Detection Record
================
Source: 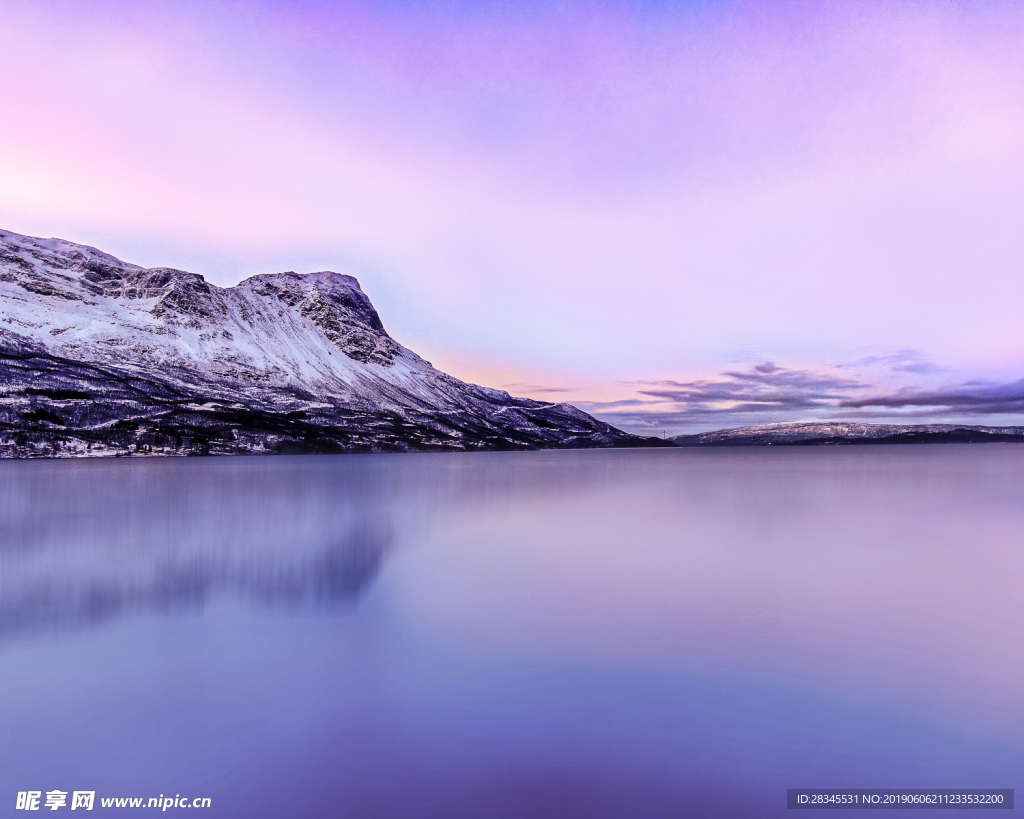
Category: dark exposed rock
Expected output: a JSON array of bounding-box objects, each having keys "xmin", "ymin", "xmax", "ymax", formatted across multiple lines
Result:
[{"xmin": 298, "ymin": 286, "xmax": 400, "ymax": 365}]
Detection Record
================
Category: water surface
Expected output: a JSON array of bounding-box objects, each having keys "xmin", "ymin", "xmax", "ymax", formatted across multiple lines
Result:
[{"xmin": 1, "ymin": 447, "xmax": 1022, "ymax": 817}]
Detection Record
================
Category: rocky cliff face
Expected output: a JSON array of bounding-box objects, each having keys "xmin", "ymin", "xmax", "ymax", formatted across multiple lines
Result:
[{"xmin": 0, "ymin": 229, "xmax": 661, "ymax": 457}]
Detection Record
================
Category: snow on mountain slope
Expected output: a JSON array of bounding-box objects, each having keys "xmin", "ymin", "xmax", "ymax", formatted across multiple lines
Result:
[
  {"xmin": 2, "ymin": 229, "xmax": 481, "ymax": 409},
  {"xmin": 0, "ymin": 229, "xmax": 660, "ymax": 456}
]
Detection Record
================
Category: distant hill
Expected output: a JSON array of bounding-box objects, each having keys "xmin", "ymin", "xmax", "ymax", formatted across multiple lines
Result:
[{"xmin": 671, "ymin": 421, "xmax": 1024, "ymax": 446}]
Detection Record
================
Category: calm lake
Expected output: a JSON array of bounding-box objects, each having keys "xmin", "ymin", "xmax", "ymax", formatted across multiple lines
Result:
[{"xmin": 1, "ymin": 447, "xmax": 1021, "ymax": 817}]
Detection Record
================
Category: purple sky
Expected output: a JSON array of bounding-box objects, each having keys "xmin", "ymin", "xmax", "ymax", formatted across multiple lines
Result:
[{"xmin": 2, "ymin": 0, "xmax": 1024, "ymax": 433}]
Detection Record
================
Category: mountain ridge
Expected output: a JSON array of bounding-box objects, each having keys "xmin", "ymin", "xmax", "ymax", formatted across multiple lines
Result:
[
  {"xmin": 0, "ymin": 228, "xmax": 666, "ymax": 457},
  {"xmin": 671, "ymin": 421, "xmax": 1024, "ymax": 446}
]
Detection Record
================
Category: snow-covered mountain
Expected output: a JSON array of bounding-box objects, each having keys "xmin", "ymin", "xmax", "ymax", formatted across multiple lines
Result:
[
  {"xmin": 0, "ymin": 229, "xmax": 660, "ymax": 456},
  {"xmin": 672, "ymin": 421, "xmax": 1024, "ymax": 446}
]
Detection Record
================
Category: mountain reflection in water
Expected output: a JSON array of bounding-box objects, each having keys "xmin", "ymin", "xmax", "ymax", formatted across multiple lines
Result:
[{"xmin": 0, "ymin": 457, "xmax": 401, "ymax": 635}]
